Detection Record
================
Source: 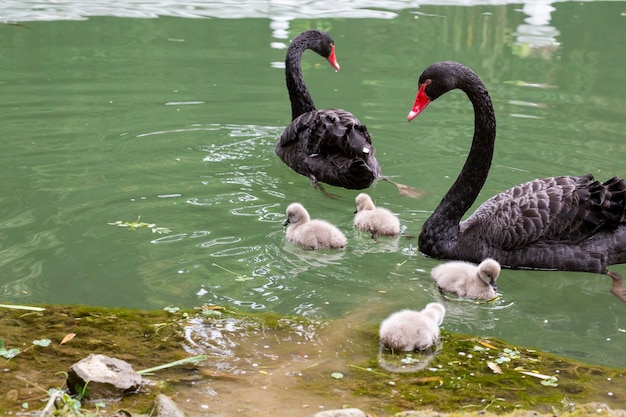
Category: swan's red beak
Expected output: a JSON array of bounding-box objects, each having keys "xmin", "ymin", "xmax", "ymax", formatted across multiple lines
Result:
[
  {"xmin": 407, "ymin": 83, "xmax": 431, "ymax": 121},
  {"xmin": 327, "ymin": 44, "xmax": 340, "ymax": 71}
]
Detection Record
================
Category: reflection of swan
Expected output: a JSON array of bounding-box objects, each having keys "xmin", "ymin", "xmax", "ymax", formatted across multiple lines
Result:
[
  {"xmin": 379, "ymin": 302, "xmax": 445, "ymax": 352},
  {"xmin": 351, "ymin": 233, "xmax": 399, "ymax": 255},
  {"xmin": 281, "ymin": 240, "xmax": 345, "ymax": 269},
  {"xmin": 354, "ymin": 193, "xmax": 401, "ymax": 237},
  {"xmin": 407, "ymin": 61, "xmax": 626, "ymax": 302},
  {"xmin": 431, "ymin": 259, "xmax": 500, "ymax": 300},
  {"xmin": 282, "ymin": 203, "xmax": 346, "ymax": 249}
]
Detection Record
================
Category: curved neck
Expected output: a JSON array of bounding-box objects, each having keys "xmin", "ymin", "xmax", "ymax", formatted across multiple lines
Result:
[
  {"xmin": 423, "ymin": 76, "xmax": 496, "ymax": 242},
  {"xmin": 285, "ymin": 40, "xmax": 316, "ymax": 120}
]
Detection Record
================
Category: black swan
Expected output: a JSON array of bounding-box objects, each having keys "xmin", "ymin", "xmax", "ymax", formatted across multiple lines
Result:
[
  {"xmin": 276, "ymin": 30, "xmax": 420, "ymax": 198},
  {"xmin": 408, "ymin": 61, "xmax": 626, "ymax": 302}
]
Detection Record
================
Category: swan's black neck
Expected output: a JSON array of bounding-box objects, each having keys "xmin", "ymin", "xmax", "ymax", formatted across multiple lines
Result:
[
  {"xmin": 420, "ymin": 68, "xmax": 496, "ymax": 256},
  {"xmin": 285, "ymin": 37, "xmax": 317, "ymax": 120}
]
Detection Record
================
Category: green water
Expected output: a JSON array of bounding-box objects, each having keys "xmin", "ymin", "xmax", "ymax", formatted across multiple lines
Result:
[{"xmin": 1, "ymin": 2, "xmax": 626, "ymax": 368}]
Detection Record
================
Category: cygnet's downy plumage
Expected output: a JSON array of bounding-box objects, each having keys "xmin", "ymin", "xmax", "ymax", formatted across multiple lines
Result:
[
  {"xmin": 379, "ymin": 302, "xmax": 446, "ymax": 352},
  {"xmin": 430, "ymin": 258, "xmax": 501, "ymax": 300},
  {"xmin": 353, "ymin": 193, "xmax": 401, "ymax": 237},
  {"xmin": 283, "ymin": 203, "xmax": 347, "ymax": 250}
]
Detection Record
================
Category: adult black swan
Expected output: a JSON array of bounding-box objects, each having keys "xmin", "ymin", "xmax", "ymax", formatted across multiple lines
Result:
[
  {"xmin": 407, "ymin": 61, "xmax": 626, "ymax": 302},
  {"xmin": 276, "ymin": 30, "xmax": 420, "ymax": 198}
]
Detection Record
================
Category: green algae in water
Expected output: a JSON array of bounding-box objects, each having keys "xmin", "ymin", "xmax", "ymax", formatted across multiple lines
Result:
[{"xmin": 284, "ymin": 326, "xmax": 626, "ymax": 415}]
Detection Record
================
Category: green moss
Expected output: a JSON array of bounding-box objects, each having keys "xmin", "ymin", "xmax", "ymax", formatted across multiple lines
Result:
[
  {"xmin": 0, "ymin": 304, "xmax": 623, "ymax": 416},
  {"xmin": 296, "ymin": 327, "xmax": 625, "ymax": 415}
]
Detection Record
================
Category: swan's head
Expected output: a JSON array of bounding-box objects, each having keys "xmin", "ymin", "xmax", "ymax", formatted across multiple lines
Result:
[
  {"xmin": 407, "ymin": 61, "xmax": 475, "ymax": 121},
  {"xmin": 355, "ymin": 193, "xmax": 376, "ymax": 213},
  {"xmin": 283, "ymin": 203, "xmax": 310, "ymax": 227},
  {"xmin": 299, "ymin": 30, "xmax": 340, "ymax": 71},
  {"xmin": 477, "ymin": 258, "xmax": 501, "ymax": 291}
]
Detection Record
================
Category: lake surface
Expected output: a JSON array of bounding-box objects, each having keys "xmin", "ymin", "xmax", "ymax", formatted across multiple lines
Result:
[{"xmin": 2, "ymin": 1, "xmax": 626, "ymax": 369}]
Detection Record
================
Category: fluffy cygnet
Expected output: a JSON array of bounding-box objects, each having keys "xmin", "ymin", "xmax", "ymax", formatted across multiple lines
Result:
[
  {"xmin": 353, "ymin": 193, "xmax": 401, "ymax": 237},
  {"xmin": 283, "ymin": 203, "xmax": 347, "ymax": 250},
  {"xmin": 430, "ymin": 258, "xmax": 501, "ymax": 300},
  {"xmin": 379, "ymin": 302, "xmax": 446, "ymax": 352}
]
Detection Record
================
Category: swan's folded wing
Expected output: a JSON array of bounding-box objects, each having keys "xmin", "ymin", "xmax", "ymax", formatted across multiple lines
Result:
[
  {"xmin": 277, "ymin": 109, "xmax": 362, "ymax": 149},
  {"xmin": 277, "ymin": 111, "xmax": 319, "ymax": 150},
  {"xmin": 276, "ymin": 109, "xmax": 380, "ymax": 189},
  {"xmin": 460, "ymin": 174, "xmax": 622, "ymax": 250}
]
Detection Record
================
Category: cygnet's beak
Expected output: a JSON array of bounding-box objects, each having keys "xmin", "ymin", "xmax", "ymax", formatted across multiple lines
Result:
[
  {"xmin": 491, "ymin": 282, "xmax": 498, "ymax": 292},
  {"xmin": 282, "ymin": 219, "xmax": 290, "ymax": 226}
]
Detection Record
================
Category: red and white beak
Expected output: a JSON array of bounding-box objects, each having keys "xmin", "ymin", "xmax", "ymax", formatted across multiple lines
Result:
[
  {"xmin": 407, "ymin": 82, "xmax": 431, "ymax": 121},
  {"xmin": 327, "ymin": 44, "xmax": 340, "ymax": 71}
]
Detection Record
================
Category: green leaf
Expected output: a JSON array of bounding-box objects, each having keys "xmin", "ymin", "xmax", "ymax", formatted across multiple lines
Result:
[
  {"xmin": 540, "ymin": 376, "xmax": 559, "ymax": 387},
  {"xmin": 0, "ymin": 347, "xmax": 20, "ymax": 359},
  {"xmin": 33, "ymin": 339, "xmax": 51, "ymax": 347},
  {"xmin": 331, "ymin": 372, "xmax": 344, "ymax": 380},
  {"xmin": 163, "ymin": 305, "xmax": 180, "ymax": 313}
]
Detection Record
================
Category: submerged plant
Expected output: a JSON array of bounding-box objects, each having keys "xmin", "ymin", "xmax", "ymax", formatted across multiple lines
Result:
[
  {"xmin": 108, "ymin": 216, "xmax": 171, "ymax": 234},
  {"xmin": 0, "ymin": 339, "xmax": 20, "ymax": 360}
]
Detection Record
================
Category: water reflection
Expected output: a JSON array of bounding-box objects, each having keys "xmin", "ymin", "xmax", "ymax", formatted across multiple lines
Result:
[
  {"xmin": 182, "ymin": 314, "xmax": 325, "ymax": 371},
  {"xmin": 5, "ymin": 0, "xmax": 572, "ymax": 55},
  {"xmin": 378, "ymin": 342, "xmax": 441, "ymax": 373},
  {"xmin": 514, "ymin": 0, "xmax": 560, "ymax": 50}
]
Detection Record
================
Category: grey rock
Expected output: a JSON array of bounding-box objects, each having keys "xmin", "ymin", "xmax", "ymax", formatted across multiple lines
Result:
[
  {"xmin": 67, "ymin": 354, "xmax": 143, "ymax": 401},
  {"xmin": 153, "ymin": 394, "xmax": 186, "ymax": 417}
]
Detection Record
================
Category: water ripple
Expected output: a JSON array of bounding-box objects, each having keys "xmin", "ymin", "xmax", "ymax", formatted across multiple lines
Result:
[
  {"xmin": 150, "ymin": 230, "xmax": 210, "ymax": 244},
  {"xmin": 197, "ymin": 236, "xmax": 241, "ymax": 248},
  {"xmin": 230, "ymin": 203, "xmax": 282, "ymax": 221},
  {"xmin": 210, "ymin": 245, "xmax": 261, "ymax": 258},
  {"xmin": 0, "ymin": 208, "xmax": 35, "ymax": 229}
]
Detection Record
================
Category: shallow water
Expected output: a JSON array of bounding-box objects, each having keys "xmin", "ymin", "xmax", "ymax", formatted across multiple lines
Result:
[{"xmin": 1, "ymin": 1, "xmax": 626, "ymax": 370}]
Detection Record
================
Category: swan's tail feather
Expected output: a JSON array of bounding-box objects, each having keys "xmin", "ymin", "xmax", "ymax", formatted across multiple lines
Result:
[{"xmin": 583, "ymin": 176, "xmax": 626, "ymax": 229}]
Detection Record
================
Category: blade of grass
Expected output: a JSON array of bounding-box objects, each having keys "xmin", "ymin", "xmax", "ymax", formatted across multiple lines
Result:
[
  {"xmin": 0, "ymin": 304, "xmax": 46, "ymax": 311},
  {"xmin": 138, "ymin": 355, "xmax": 208, "ymax": 375}
]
